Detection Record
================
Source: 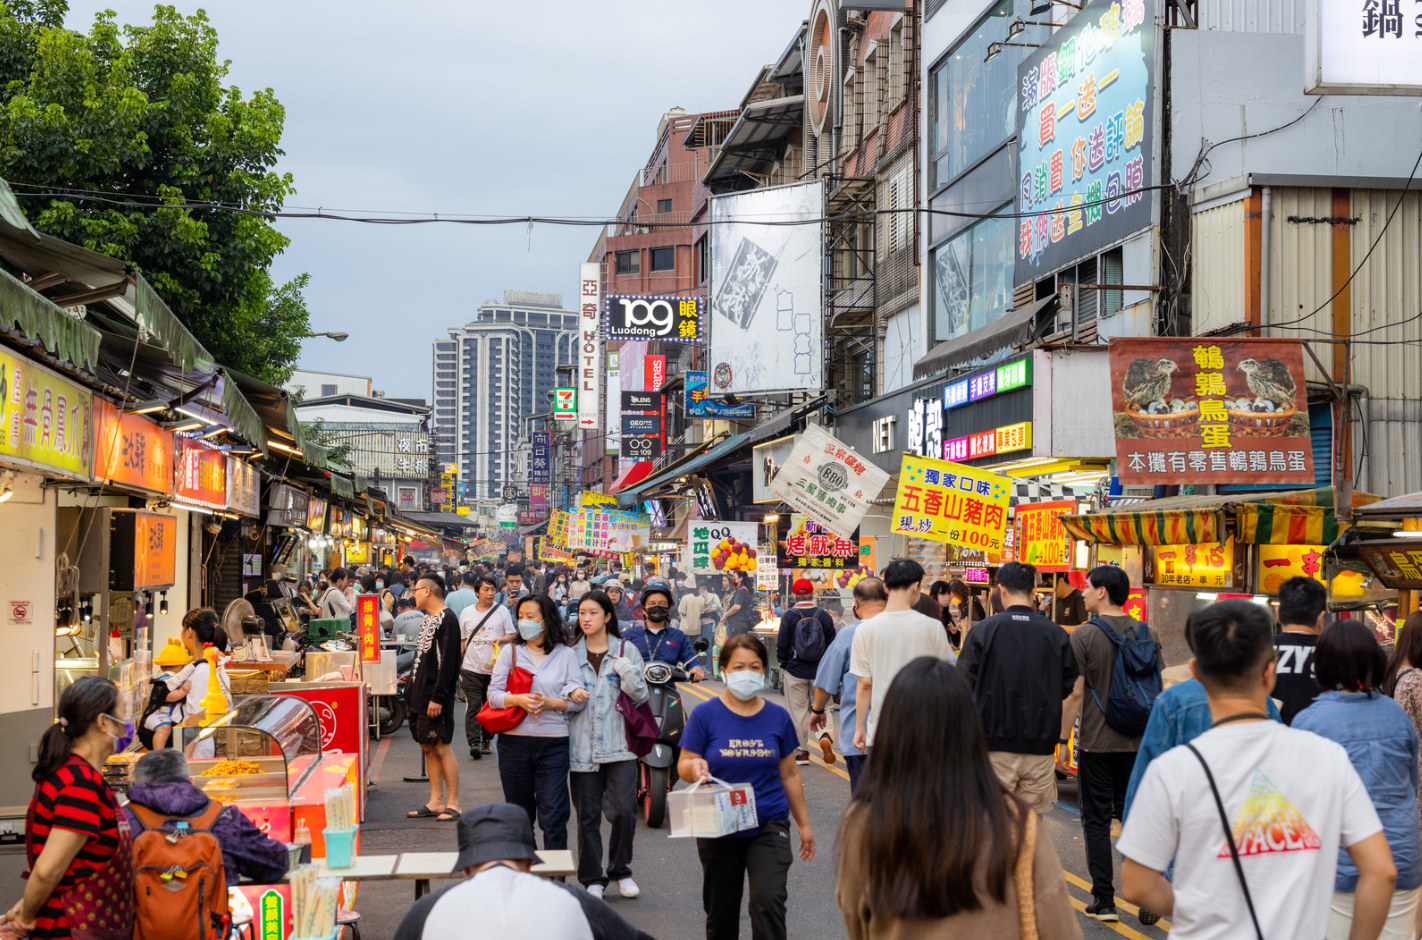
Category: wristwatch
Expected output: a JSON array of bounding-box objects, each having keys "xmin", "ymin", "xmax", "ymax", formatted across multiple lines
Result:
[{"xmin": 810, "ymin": 707, "xmax": 826, "ymax": 715}]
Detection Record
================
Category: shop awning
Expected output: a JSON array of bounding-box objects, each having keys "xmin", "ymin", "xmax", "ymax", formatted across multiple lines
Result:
[
  {"xmin": 912, "ymin": 294, "xmax": 1056, "ymax": 381},
  {"xmin": 1354, "ymin": 492, "xmax": 1422, "ymax": 519},
  {"xmin": 608, "ymin": 461, "xmax": 655, "ymax": 495},
  {"xmin": 1061, "ymin": 486, "xmax": 1379, "ymax": 547},
  {"xmin": 616, "ymin": 429, "xmax": 754, "ymax": 506}
]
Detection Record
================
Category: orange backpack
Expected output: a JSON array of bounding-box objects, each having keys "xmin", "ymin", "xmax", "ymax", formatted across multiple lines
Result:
[{"xmin": 130, "ymin": 800, "xmax": 230, "ymax": 940}]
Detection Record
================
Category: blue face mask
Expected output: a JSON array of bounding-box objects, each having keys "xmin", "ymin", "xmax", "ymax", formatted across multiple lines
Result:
[
  {"xmin": 104, "ymin": 713, "xmax": 135, "ymax": 752},
  {"xmin": 725, "ymin": 671, "xmax": 764, "ymax": 702},
  {"xmin": 517, "ymin": 618, "xmax": 544, "ymax": 642}
]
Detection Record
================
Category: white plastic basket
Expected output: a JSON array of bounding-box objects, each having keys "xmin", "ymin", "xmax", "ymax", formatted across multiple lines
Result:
[{"xmin": 668, "ymin": 775, "xmax": 758, "ymax": 839}]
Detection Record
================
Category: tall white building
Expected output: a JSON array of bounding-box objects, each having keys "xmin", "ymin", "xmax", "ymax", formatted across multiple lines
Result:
[{"xmin": 432, "ymin": 291, "xmax": 579, "ymax": 502}]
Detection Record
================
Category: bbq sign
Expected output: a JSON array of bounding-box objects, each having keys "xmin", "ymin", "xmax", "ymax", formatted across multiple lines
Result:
[{"xmin": 606, "ymin": 295, "xmax": 703, "ymax": 343}]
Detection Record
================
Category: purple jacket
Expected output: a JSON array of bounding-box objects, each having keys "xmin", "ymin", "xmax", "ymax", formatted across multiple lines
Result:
[{"xmin": 125, "ymin": 778, "xmax": 290, "ymax": 888}]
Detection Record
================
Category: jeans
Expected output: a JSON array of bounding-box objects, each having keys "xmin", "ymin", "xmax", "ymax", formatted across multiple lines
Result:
[
  {"xmin": 1078, "ymin": 750, "xmax": 1136, "ymax": 900},
  {"xmin": 569, "ymin": 760, "xmax": 637, "ymax": 887},
  {"xmin": 845, "ymin": 755, "xmax": 866, "ymax": 794},
  {"xmin": 696, "ymin": 818, "xmax": 792, "ymax": 940},
  {"xmin": 460, "ymin": 670, "xmax": 492, "ymax": 751},
  {"xmin": 497, "ymin": 734, "xmax": 572, "ymax": 850}
]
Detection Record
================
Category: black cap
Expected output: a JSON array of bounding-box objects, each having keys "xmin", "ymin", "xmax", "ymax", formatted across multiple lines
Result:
[
  {"xmin": 640, "ymin": 579, "xmax": 674, "ymax": 607},
  {"xmin": 451, "ymin": 803, "xmax": 541, "ymax": 872}
]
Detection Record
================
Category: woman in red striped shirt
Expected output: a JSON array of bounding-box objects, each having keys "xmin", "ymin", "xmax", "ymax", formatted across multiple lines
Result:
[{"xmin": 1, "ymin": 677, "xmax": 134, "ymax": 940}]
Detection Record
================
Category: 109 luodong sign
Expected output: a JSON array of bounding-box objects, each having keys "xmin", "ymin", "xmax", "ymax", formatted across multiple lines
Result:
[
  {"xmin": 1109, "ymin": 337, "xmax": 1314, "ymax": 485},
  {"xmin": 1015, "ymin": 0, "xmax": 1155, "ymax": 282},
  {"xmin": 606, "ymin": 295, "xmax": 703, "ymax": 342}
]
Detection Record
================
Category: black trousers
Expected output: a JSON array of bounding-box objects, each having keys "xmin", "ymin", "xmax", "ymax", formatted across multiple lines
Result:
[
  {"xmin": 696, "ymin": 818, "xmax": 792, "ymax": 940},
  {"xmin": 459, "ymin": 670, "xmax": 491, "ymax": 750},
  {"xmin": 570, "ymin": 760, "xmax": 638, "ymax": 887},
  {"xmin": 1077, "ymin": 750, "xmax": 1136, "ymax": 901}
]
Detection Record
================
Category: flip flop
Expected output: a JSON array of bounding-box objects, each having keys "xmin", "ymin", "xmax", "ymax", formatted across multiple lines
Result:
[
  {"xmin": 437, "ymin": 809, "xmax": 461, "ymax": 822},
  {"xmin": 407, "ymin": 805, "xmax": 441, "ymax": 819}
]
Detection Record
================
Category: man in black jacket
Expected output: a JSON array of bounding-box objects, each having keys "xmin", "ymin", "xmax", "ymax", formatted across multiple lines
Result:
[
  {"xmin": 957, "ymin": 562, "xmax": 1078, "ymax": 815},
  {"xmin": 406, "ymin": 573, "xmax": 464, "ymax": 823}
]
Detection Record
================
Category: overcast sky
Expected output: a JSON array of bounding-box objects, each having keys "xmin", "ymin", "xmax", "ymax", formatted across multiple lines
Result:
[{"xmin": 63, "ymin": 0, "xmax": 809, "ymax": 399}]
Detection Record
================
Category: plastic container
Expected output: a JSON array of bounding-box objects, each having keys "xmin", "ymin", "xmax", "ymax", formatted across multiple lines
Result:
[
  {"xmin": 322, "ymin": 826, "xmax": 357, "ymax": 869},
  {"xmin": 668, "ymin": 777, "xmax": 757, "ymax": 839}
]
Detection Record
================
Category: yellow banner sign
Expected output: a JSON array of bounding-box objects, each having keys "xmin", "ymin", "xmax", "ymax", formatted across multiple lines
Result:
[
  {"xmin": 890, "ymin": 454, "xmax": 1012, "ymax": 551},
  {"xmin": 0, "ymin": 348, "xmax": 93, "ymax": 479},
  {"xmin": 1256, "ymin": 543, "xmax": 1326, "ymax": 591}
]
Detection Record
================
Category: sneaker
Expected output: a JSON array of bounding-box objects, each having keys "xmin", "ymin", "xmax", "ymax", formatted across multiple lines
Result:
[
  {"xmin": 480, "ymin": 742, "xmax": 493, "ymax": 756},
  {"xmin": 469, "ymin": 747, "xmax": 481, "ymax": 760},
  {"xmin": 614, "ymin": 877, "xmax": 639, "ymax": 898},
  {"xmin": 586, "ymin": 884, "xmax": 604, "ymax": 900},
  {"xmin": 794, "ymin": 750, "xmax": 811, "ymax": 765},
  {"xmin": 817, "ymin": 733, "xmax": 836, "ymax": 765},
  {"xmin": 1138, "ymin": 908, "xmax": 1162, "ymax": 926},
  {"xmin": 1084, "ymin": 898, "xmax": 1119, "ymax": 922}
]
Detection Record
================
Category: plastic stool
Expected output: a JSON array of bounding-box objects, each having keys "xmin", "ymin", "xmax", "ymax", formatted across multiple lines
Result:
[{"xmin": 336, "ymin": 910, "xmax": 361, "ymax": 940}]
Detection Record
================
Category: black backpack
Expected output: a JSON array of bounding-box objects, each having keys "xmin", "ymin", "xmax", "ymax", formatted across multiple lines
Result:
[
  {"xmin": 1087, "ymin": 616, "xmax": 1163, "ymax": 737},
  {"xmin": 791, "ymin": 608, "xmax": 829, "ymax": 662},
  {"xmin": 135, "ymin": 678, "xmax": 174, "ymax": 750}
]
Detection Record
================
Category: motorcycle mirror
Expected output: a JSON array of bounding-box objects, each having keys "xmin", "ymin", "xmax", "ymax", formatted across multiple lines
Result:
[{"xmin": 692, "ymin": 637, "xmax": 710, "ymax": 652}]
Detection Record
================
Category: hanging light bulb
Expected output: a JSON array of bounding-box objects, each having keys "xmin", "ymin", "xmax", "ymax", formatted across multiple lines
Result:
[{"xmin": 159, "ymin": 592, "xmax": 169, "ymax": 616}]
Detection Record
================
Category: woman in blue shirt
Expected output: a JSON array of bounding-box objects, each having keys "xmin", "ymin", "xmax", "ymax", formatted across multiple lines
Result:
[
  {"xmin": 1294, "ymin": 618, "xmax": 1421, "ymax": 940},
  {"xmin": 568, "ymin": 591, "xmax": 648, "ymax": 900},
  {"xmin": 488, "ymin": 594, "xmax": 587, "ymax": 851},
  {"xmin": 679, "ymin": 634, "xmax": 814, "ymax": 940}
]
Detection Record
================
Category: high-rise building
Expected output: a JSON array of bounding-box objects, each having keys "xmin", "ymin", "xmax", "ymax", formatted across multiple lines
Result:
[{"xmin": 432, "ymin": 291, "xmax": 579, "ymax": 502}]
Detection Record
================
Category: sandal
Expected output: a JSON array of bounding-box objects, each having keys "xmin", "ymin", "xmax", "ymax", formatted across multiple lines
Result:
[
  {"xmin": 437, "ymin": 809, "xmax": 461, "ymax": 822},
  {"xmin": 406, "ymin": 805, "xmax": 441, "ymax": 819}
]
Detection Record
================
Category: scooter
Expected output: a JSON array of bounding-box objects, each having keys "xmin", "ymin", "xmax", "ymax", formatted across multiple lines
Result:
[
  {"xmin": 637, "ymin": 638, "xmax": 710, "ymax": 829},
  {"xmin": 369, "ymin": 639, "xmax": 414, "ymax": 736}
]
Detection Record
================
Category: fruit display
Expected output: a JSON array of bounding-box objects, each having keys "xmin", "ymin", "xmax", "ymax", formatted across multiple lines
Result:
[
  {"xmin": 201, "ymin": 759, "xmax": 262, "ymax": 777},
  {"xmin": 836, "ymin": 565, "xmax": 875, "ymax": 589},
  {"xmin": 710, "ymin": 537, "xmax": 757, "ymax": 572}
]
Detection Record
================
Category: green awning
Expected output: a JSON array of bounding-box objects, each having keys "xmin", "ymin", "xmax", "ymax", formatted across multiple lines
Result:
[
  {"xmin": 0, "ymin": 265, "xmax": 101, "ymax": 370},
  {"xmin": 329, "ymin": 473, "xmax": 355, "ymax": 499}
]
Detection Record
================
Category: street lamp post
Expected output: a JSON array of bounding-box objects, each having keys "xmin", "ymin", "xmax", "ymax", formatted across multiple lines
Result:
[{"xmin": 298, "ymin": 331, "xmax": 349, "ymax": 342}]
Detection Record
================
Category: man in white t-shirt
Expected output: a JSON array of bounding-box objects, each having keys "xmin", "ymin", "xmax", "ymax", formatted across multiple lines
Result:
[
  {"xmin": 850, "ymin": 558, "xmax": 956, "ymax": 751},
  {"xmin": 1118, "ymin": 600, "xmax": 1396, "ymax": 940},
  {"xmin": 458, "ymin": 575, "xmax": 516, "ymax": 760}
]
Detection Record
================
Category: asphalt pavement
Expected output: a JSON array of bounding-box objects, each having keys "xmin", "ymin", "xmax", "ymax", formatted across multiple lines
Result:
[{"xmin": 351, "ymin": 680, "xmax": 1174, "ymax": 940}]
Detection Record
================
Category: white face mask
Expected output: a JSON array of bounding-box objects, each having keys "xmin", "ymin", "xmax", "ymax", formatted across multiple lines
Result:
[{"xmin": 726, "ymin": 671, "xmax": 764, "ymax": 702}]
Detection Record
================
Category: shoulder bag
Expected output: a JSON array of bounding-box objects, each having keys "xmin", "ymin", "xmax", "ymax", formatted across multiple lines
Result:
[
  {"xmin": 1013, "ymin": 806, "xmax": 1039, "ymax": 940},
  {"xmin": 1186, "ymin": 742, "xmax": 1265, "ymax": 940},
  {"xmin": 476, "ymin": 646, "xmax": 535, "ymax": 735},
  {"xmin": 615, "ymin": 640, "xmax": 660, "ymax": 757}
]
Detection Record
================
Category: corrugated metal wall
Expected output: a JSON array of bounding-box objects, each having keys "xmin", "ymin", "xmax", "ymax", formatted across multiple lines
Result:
[
  {"xmin": 1356, "ymin": 397, "xmax": 1422, "ymax": 499},
  {"xmin": 1190, "ymin": 196, "xmax": 1246, "ymax": 334},
  {"xmin": 1268, "ymin": 188, "xmax": 1335, "ymax": 385},
  {"xmin": 1348, "ymin": 190, "xmax": 1422, "ymax": 401},
  {"xmin": 1194, "ymin": 0, "xmax": 1305, "ymax": 33}
]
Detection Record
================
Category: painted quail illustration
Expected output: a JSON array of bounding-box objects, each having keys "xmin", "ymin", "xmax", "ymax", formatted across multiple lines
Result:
[
  {"xmin": 1122, "ymin": 357, "xmax": 1179, "ymax": 411},
  {"xmin": 1237, "ymin": 358, "xmax": 1296, "ymax": 410}
]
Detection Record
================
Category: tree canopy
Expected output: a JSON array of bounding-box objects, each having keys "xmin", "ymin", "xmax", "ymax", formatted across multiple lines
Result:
[{"xmin": 0, "ymin": 1, "xmax": 310, "ymax": 383}]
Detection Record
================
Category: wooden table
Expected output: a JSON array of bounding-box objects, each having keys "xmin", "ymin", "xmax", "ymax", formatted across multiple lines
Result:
[{"xmin": 305, "ymin": 849, "xmax": 576, "ymax": 899}]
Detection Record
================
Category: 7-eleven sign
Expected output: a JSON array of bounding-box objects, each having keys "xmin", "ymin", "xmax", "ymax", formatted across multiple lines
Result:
[{"xmin": 553, "ymin": 388, "xmax": 577, "ymax": 419}]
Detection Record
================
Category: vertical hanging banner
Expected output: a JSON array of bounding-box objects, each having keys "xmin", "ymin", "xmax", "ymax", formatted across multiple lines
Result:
[
  {"xmin": 530, "ymin": 431, "xmax": 550, "ymax": 510},
  {"xmin": 356, "ymin": 595, "xmax": 380, "ymax": 664},
  {"xmin": 644, "ymin": 356, "xmax": 666, "ymax": 392},
  {"xmin": 1015, "ymin": 500, "xmax": 1076, "ymax": 572},
  {"xmin": 578, "ymin": 263, "xmax": 602, "ymax": 430}
]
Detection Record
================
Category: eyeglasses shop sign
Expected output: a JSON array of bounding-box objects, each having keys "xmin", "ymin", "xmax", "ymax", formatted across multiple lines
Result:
[{"xmin": 606, "ymin": 295, "xmax": 703, "ymax": 342}]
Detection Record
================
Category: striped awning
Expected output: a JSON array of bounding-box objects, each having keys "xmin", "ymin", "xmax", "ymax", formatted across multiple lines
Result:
[
  {"xmin": 1061, "ymin": 487, "xmax": 1378, "ymax": 547},
  {"xmin": 1009, "ymin": 480, "xmax": 1081, "ymax": 508}
]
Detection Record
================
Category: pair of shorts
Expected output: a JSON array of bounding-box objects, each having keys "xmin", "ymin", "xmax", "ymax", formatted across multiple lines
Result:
[
  {"xmin": 411, "ymin": 706, "xmax": 455, "ymax": 746},
  {"xmin": 144, "ymin": 705, "xmax": 177, "ymax": 732}
]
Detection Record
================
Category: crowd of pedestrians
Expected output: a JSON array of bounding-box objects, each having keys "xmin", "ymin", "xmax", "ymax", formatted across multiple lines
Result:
[{"xmin": 13, "ymin": 548, "xmax": 1422, "ymax": 940}]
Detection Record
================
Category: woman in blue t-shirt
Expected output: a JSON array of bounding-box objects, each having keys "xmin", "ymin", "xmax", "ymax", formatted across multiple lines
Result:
[{"xmin": 679, "ymin": 634, "xmax": 815, "ymax": 940}]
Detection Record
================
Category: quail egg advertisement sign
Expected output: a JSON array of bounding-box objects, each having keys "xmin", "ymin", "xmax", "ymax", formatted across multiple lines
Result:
[
  {"xmin": 1015, "ymin": 0, "xmax": 1155, "ymax": 281},
  {"xmin": 687, "ymin": 521, "xmax": 760, "ymax": 576},
  {"xmin": 765, "ymin": 424, "xmax": 890, "ymax": 541},
  {"xmin": 1109, "ymin": 338, "xmax": 1313, "ymax": 485}
]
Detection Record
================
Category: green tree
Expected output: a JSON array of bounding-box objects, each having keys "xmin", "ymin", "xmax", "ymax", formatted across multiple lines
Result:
[{"xmin": 0, "ymin": 2, "xmax": 310, "ymax": 383}]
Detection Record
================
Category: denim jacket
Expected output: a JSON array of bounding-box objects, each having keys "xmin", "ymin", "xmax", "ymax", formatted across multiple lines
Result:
[
  {"xmin": 568, "ymin": 638, "xmax": 650, "ymax": 773},
  {"xmin": 1123, "ymin": 679, "xmax": 1282, "ymax": 823},
  {"xmin": 1294, "ymin": 690, "xmax": 1422, "ymax": 892}
]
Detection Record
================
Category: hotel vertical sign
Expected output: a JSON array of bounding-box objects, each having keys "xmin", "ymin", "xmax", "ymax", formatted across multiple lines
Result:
[{"xmin": 578, "ymin": 263, "xmax": 602, "ymax": 430}]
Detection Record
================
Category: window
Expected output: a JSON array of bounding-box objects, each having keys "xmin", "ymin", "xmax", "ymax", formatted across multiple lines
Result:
[
  {"xmin": 695, "ymin": 235, "xmax": 710, "ymax": 284},
  {"xmin": 616, "ymin": 250, "xmax": 639, "ymax": 274},
  {"xmin": 888, "ymin": 19, "xmax": 907, "ymax": 105},
  {"xmin": 320, "ymin": 384, "xmax": 337, "ymax": 396},
  {"xmin": 931, "ymin": 205, "xmax": 1015, "ymax": 342},
  {"xmin": 863, "ymin": 46, "xmax": 880, "ymax": 132},
  {"xmin": 656, "ymin": 198, "xmax": 672, "ymax": 214},
  {"xmin": 843, "ymin": 69, "xmax": 858, "ymax": 152},
  {"xmin": 929, "ymin": 0, "xmax": 1031, "ymax": 189},
  {"xmin": 1057, "ymin": 246, "xmax": 1124, "ymax": 326},
  {"xmin": 650, "ymin": 247, "xmax": 675, "ymax": 272}
]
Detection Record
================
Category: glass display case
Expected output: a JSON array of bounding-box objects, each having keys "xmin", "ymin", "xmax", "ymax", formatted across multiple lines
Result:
[{"xmin": 176, "ymin": 695, "xmax": 323, "ymax": 803}]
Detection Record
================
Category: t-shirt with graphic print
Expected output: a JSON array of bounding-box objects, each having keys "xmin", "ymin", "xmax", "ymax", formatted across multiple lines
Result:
[
  {"xmin": 1117, "ymin": 719, "xmax": 1381, "ymax": 940},
  {"xmin": 680, "ymin": 697, "xmax": 799, "ymax": 838},
  {"xmin": 1272, "ymin": 631, "xmax": 1319, "ymax": 725}
]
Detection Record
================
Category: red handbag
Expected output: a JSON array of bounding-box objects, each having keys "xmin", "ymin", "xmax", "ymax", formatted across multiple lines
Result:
[{"xmin": 477, "ymin": 647, "xmax": 534, "ymax": 734}]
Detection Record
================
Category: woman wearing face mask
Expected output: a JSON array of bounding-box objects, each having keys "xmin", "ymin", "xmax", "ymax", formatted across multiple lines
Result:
[
  {"xmin": 679, "ymin": 634, "xmax": 814, "ymax": 940},
  {"xmin": 568, "ymin": 591, "xmax": 649, "ymax": 899},
  {"xmin": 487, "ymin": 594, "xmax": 587, "ymax": 850},
  {"xmin": 2, "ymin": 677, "xmax": 135, "ymax": 940},
  {"xmin": 569, "ymin": 568, "xmax": 591, "ymax": 601},
  {"xmin": 550, "ymin": 571, "xmax": 571, "ymax": 605}
]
